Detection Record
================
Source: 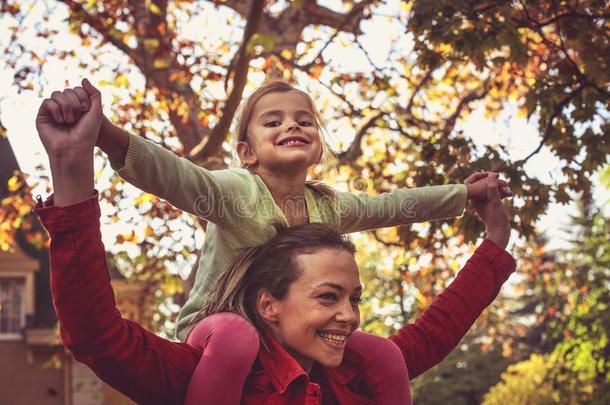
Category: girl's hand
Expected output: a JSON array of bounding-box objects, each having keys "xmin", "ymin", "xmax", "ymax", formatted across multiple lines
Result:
[
  {"xmin": 468, "ymin": 173, "xmax": 511, "ymax": 249},
  {"xmin": 35, "ymin": 79, "xmax": 102, "ymax": 162},
  {"xmin": 465, "ymin": 172, "xmax": 513, "ymax": 200}
]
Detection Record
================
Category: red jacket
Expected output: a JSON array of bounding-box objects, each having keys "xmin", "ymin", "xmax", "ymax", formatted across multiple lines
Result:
[{"xmin": 36, "ymin": 194, "xmax": 515, "ymax": 405}]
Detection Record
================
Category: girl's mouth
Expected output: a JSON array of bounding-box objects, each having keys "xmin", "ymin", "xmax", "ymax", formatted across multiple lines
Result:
[{"xmin": 276, "ymin": 136, "xmax": 310, "ymax": 146}]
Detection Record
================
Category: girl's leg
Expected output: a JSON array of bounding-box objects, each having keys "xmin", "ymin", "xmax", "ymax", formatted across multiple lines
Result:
[
  {"xmin": 347, "ymin": 330, "xmax": 412, "ymax": 405},
  {"xmin": 185, "ymin": 313, "xmax": 260, "ymax": 405}
]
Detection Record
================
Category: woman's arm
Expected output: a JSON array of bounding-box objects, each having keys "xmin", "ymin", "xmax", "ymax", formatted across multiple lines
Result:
[
  {"xmin": 388, "ymin": 174, "xmax": 514, "ymax": 378},
  {"xmin": 36, "ymin": 83, "xmax": 201, "ymax": 404},
  {"xmin": 388, "ymin": 239, "xmax": 515, "ymax": 379},
  {"xmin": 36, "ymin": 194, "xmax": 200, "ymax": 405}
]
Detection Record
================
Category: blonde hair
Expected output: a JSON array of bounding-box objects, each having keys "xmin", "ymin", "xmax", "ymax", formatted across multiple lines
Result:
[{"xmin": 234, "ymin": 80, "xmax": 337, "ymax": 198}]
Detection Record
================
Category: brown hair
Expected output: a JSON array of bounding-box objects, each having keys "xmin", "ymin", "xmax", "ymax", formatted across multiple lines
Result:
[
  {"xmin": 234, "ymin": 80, "xmax": 337, "ymax": 195},
  {"xmin": 195, "ymin": 223, "xmax": 356, "ymax": 332}
]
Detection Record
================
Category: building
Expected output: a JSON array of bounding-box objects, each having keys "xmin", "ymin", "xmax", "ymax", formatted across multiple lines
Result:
[{"xmin": 0, "ymin": 135, "xmax": 135, "ymax": 404}]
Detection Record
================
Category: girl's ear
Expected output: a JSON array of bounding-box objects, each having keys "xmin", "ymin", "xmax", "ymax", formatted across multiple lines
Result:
[
  {"xmin": 237, "ymin": 141, "xmax": 258, "ymax": 167},
  {"xmin": 257, "ymin": 290, "xmax": 279, "ymax": 323}
]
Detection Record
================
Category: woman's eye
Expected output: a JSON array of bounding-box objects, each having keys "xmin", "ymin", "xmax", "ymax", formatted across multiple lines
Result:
[
  {"xmin": 350, "ymin": 296, "xmax": 362, "ymax": 305},
  {"xmin": 264, "ymin": 121, "xmax": 281, "ymax": 127},
  {"xmin": 318, "ymin": 293, "xmax": 337, "ymax": 302}
]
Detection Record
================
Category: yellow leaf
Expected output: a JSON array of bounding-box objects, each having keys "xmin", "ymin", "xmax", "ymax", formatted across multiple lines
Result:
[
  {"xmin": 7, "ymin": 175, "xmax": 22, "ymax": 192},
  {"xmin": 149, "ymin": 3, "xmax": 162, "ymax": 15},
  {"xmin": 153, "ymin": 58, "xmax": 172, "ymax": 69},
  {"xmin": 143, "ymin": 38, "xmax": 160, "ymax": 52},
  {"xmin": 135, "ymin": 193, "xmax": 156, "ymax": 206}
]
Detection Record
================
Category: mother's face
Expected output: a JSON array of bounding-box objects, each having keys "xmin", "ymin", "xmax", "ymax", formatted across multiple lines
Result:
[{"xmin": 258, "ymin": 247, "xmax": 362, "ymax": 372}]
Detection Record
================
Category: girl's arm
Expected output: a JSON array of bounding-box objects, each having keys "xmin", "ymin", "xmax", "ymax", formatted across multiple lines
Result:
[
  {"xmin": 332, "ymin": 173, "xmax": 512, "ymax": 234},
  {"xmin": 98, "ymin": 118, "xmax": 250, "ymax": 227},
  {"xmin": 97, "ymin": 120, "xmax": 253, "ymax": 226},
  {"xmin": 36, "ymin": 194, "xmax": 201, "ymax": 405},
  {"xmin": 335, "ymin": 184, "xmax": 467, "ymax": 234}
]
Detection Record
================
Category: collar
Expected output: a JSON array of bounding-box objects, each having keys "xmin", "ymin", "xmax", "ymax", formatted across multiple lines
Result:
[
  {"xmin": 324, "ymin": 344, "xmax": 372, "ymax": 385},
  {"xmin": 257, "ymin": 332, "xmax": 373, "ymax": 394},
  {"xmin": 257, "ymin": 332, "xmax": 309, "ymax": 394},
  {"xmin": 303, "ymin": 186, "xmax": 322, "ymax": 223}
]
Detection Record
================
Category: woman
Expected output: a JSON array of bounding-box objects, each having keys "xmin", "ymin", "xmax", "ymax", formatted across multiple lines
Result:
[{"xmin": 35, "ymin": 82, "xmax": 515, "ymax": 404}]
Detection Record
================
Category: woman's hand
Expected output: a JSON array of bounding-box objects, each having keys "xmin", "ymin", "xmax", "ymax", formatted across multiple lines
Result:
[
  {"xmin": 35, "ymin": 79, "xmax": 101, "ymax": 206},
  {"xmin": 467, "ymin": 173, "xmax": 511, "ymax": 249},
  {"xmin": 36, "ymin": 78, "xmax": 102, "ymax": 161}
]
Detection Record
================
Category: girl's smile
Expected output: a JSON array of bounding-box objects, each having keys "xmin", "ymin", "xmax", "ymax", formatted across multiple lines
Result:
[{"xmin": 238, "ymin": 91, "xmax": 322, "ymax": 173}]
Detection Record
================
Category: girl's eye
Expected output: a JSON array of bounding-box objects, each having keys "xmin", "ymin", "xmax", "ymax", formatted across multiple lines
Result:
[
  {"xmin": 298, "ymin": 121, "xmax": 313, "ymax": 127},
  {"xmin": 264, "ymin": 121, "xmax": 281, "ymax": 127}
]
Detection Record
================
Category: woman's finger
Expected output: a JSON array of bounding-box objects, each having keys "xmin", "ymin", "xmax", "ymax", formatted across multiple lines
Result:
[
  {"xmin": 50, "ymin": 91, "xmax": 75, "ymax": 124},
  {"xmin": 64, "ymin": 89, "xmax": 83, "ymax": 121},
  {"xmin": 39, "ymin": 98, "xmax": 64, "ymax": 124},
  {"xmin": 72, "ymin": 86, "xmax": 90, "ymax": 111}
]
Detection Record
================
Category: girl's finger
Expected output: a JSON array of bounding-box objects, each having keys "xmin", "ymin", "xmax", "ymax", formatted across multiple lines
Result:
[
  {"xmin": 50, "ymin": 91, "xmax": 74, "ymax": 123},
  {"xmin": 72, "ymin": 86, "xmax": 90, "ymax": 111},
  {"xmin": 464, "ymin": 171, "xmax": 489, "ymax": 185},
  {"xmin": 486, "ymin": 173, "xmax": 501, "ymax": 201}
]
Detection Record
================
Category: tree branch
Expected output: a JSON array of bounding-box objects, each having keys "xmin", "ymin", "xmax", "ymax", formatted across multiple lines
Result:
[
  {"xmin": 59, "ymin": 0, "xmax": 139, "ymax": 63},
  {"xmin": 516, "ymin": 82, "xmax": 588, "ymax": 165},
  {"xmin": 338, "ymin": 110, "xmax": 384, "ymax": 165},
  {"xmin": 189, "ymin": 0, "xmax": 266, "ymax": 163}
]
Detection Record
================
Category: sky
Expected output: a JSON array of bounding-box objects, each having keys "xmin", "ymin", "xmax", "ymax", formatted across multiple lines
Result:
[{"xmin": 1, "ymin": 0, "xmax": 607, "ymax": 254}]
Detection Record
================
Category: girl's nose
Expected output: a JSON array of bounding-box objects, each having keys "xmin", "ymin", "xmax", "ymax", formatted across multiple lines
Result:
[{"xmin": 285, "ymin": 120, "xmax": 299, "ymax": 131}]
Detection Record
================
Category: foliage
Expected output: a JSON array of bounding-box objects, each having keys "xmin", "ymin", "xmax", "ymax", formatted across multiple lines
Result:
[
  {"xmin": 484, "ymin": 201, "xmax": 610, "ymax": 404},
  {"xmin": 411, "ymin": 332, "xmax": 510, "ymax": 404}
]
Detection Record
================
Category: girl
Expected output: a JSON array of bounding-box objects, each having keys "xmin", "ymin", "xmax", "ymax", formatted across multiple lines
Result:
[{"xmin": 43, "ymin": 79, "xmax": 511, "ymax": 404}]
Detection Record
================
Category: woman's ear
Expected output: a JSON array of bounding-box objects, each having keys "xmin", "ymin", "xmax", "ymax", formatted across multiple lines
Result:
[
  {"xmin": 257, "ymin": 290, "xmax": 279, "ymax": 323},
  {"xmin": 237, "ymin": 141, "xmax": 258, "ymax": 167}
]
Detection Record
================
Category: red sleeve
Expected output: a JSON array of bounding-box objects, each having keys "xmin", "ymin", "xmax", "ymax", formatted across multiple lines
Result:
[
  {"xmin": 36, "ymin": 193, "xmax": 201, "ymax": 405},
  {"xmin": 388, "ymin": 240, "xmax": 516, "ymax": 379}
]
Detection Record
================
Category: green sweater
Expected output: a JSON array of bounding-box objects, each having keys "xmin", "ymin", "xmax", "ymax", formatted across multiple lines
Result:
[{"xmin": 111, "ymin": 134, "xmax": 468, "ymax": 341}]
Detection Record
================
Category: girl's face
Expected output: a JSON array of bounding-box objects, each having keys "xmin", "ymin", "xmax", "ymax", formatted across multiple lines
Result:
[
  {"xmin": 239, "ymin": 91, "xmax": 322, "ymax": 174},
  {"xmin": 259, "ymin": 247, "xmax": 362, "ymax": 372}
]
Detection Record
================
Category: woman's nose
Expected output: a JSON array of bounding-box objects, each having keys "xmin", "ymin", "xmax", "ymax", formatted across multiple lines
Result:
[{"xmin": 336, "ymin": 300, "xmax": 359, "ymax": 325}]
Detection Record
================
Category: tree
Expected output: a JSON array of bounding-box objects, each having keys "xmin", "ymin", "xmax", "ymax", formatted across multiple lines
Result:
[
  {"xmin": 484, "ymin": 192, "xmax": 610, "ymax": 404},
  {"xmin": 1, "ymin": 0, "xmax": 608, "ymax": 333}
]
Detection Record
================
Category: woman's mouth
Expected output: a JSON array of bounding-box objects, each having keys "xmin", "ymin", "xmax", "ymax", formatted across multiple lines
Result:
[{"xmin": 318, "ymin": 331, "xmax": 348, "ymax": 348}]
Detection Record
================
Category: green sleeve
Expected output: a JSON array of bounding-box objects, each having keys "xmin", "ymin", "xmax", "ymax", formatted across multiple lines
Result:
[
  {"xmin": 335, "ymin": 184, "xmax": 467, "ymax": 234},
  {"xmin": 109, "ymin": 133, "xmax": 250, "ymax": 227}
]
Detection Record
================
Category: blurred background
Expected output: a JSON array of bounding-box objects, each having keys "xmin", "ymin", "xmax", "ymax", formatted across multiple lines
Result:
[{"xmin": 0, "ymin": 0, "xmax": 608, "ymax": 404}]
